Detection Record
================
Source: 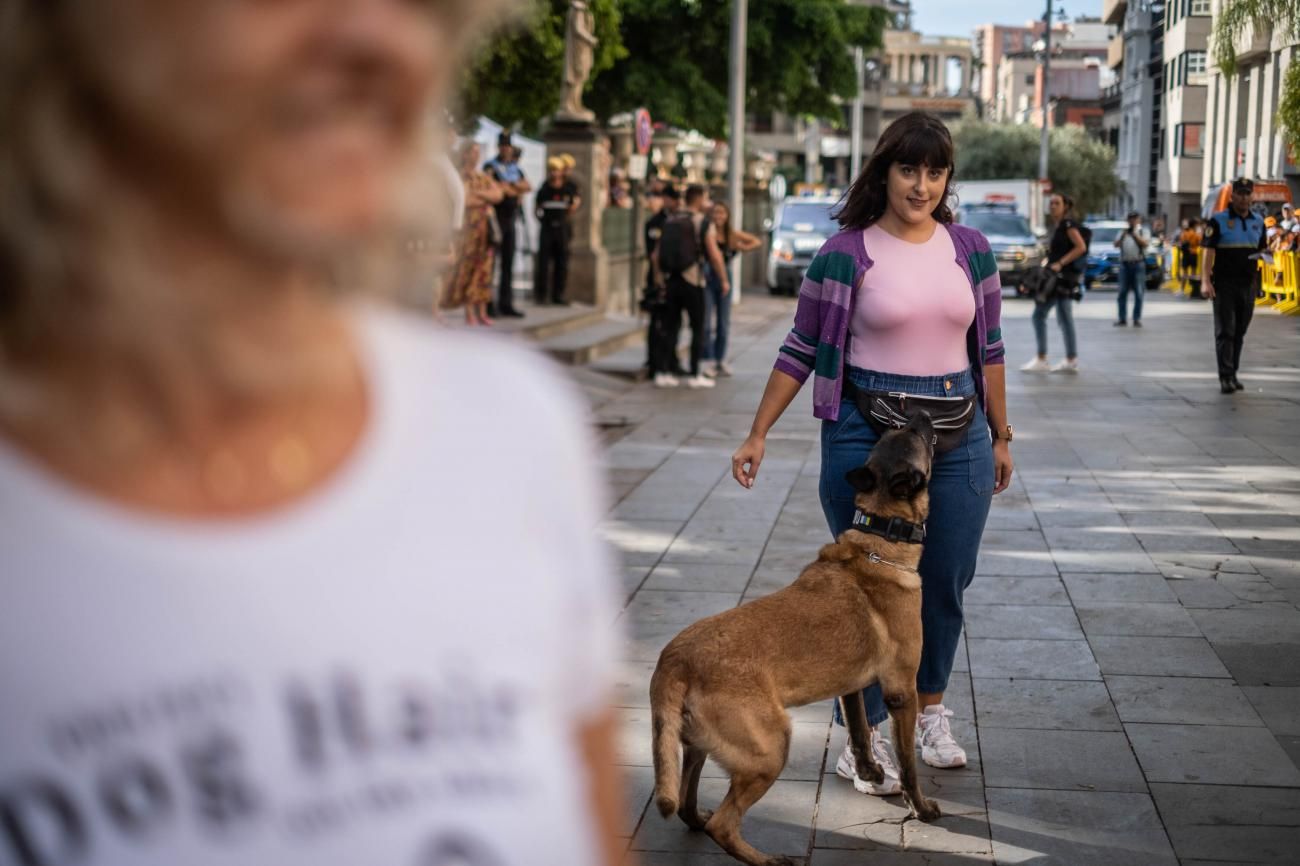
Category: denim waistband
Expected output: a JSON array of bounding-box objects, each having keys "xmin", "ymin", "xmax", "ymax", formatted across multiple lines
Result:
[{"xmin": 844, "ymin": 366, "xmax": 975, "ymax": 398}]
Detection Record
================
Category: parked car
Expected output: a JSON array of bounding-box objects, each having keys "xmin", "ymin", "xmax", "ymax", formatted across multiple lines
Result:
[
  {"xmin": 954, "ymin": 202, "xmax": 1045, "ymax": 296},
  {"xmin": 767, "ymin": 197, "xmax": 841, "ymax": 295},
  {"xmin": 1083, "ymin": 220, "xmax": 1164, "ymax": 291}
]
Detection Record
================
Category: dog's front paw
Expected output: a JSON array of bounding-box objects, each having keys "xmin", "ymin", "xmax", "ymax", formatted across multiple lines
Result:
[
  {"xmin": 911, "ymin": 797, "xmax": 942, "ymax": 822},
  {"xmin": 854, "ymin": 753, "xmax": 884, "ymax": 784}
]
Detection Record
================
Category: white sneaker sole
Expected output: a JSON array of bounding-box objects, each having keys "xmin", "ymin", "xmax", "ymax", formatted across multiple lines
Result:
[{"xmin": 920, "ymin": 747, "xmax": 967, "ymax": 769}]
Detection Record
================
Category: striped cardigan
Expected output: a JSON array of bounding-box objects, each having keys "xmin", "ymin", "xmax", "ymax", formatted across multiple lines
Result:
[{"xmin": 773, "ymin": 222, "xmax": 1005, "ymax": 421}]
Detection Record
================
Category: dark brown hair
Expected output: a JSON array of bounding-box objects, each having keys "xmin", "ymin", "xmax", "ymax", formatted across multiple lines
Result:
[
  {"xmin": 836, "ymin": 112, "xmax": 955, "ymax": 230},
  {"xmin": 1051, "ymin": 192, "xmax": 1075, "ymax": 215},
  {"xmin": 711, "ymin": 201, "xmax": 733, "ymax": 251}
]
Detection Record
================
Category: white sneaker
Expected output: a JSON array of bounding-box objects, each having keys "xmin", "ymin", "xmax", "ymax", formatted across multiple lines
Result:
[
  {"xmin": 1019, "ymin": 356, "xmax": 1051, "ymax": 372},
  {"xmin": 835, "ymin": 729, "xmax": 902, "ymax": 796},
  {"xmin": 916, "ymin": 705, "xmax": 967, "ymax": 769},
  {"xmin": 717, "ymin": 361, "xmax": 734, "ymax": 377},
  {"xmin": 685, "ymin": 374, "xmax": 715, "ymax": 389},
  {"xmin": 1050, "ymin": 358, "xmax": 1079, "ymax": 373},
  {"xmin": 700, "ymin": 361, "xmax": 718, "ymax": 379},
  {"xmin": 652, "ymin": 373, "xmax": 679, "ymax": 388}
]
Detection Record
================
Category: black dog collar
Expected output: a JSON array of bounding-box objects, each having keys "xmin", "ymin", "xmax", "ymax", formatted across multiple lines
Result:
[{"xmin": 851, "ymin": 510, "xmax": 926, "ymax": 544}]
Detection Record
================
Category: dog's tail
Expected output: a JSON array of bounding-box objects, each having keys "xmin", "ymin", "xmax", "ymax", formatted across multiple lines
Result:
[{"xmin": 649, "ymin": 663, "xmax": 687, "ymax": 818}]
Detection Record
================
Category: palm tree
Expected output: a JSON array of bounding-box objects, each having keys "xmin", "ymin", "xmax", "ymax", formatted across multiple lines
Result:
[{"xmin": 1212, "ymin": 0, "xmax": 1300, "ymax": 153}]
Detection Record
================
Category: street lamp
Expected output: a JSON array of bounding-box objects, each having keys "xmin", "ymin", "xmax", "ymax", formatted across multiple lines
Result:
[{"xmin": 1037, "ymin": 1, "xmax": 1070, "ymax": 184}]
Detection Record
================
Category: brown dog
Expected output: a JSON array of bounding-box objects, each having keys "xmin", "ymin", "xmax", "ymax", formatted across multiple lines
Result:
[{"xmin": 649, "ymin": 414, "xmax": 940, "ymax": 866}]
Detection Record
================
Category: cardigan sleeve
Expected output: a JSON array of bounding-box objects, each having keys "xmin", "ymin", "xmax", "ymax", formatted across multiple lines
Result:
[
  {"xmin": 970, "ymin": 234, "xmax": 1006, "ymax": 366},
  {"xmin": 772, "ymin": 249, "xmax": 834, "ymax": 384}
]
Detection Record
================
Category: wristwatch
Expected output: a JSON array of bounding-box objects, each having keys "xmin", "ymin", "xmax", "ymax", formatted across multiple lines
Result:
[{"xmin": 993, "ymin": 424, "xmax": 1014, "ymax": 442}]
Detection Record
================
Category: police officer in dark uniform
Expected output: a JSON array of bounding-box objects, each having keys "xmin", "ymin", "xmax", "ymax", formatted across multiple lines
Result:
[{"xmin": 1201, "ymin": 178, "xmax": 1267, "ymax": 394}]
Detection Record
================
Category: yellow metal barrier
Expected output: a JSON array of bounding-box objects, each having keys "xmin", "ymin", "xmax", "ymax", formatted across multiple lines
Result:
[
  {"xmin": 1257, "ymin": 250, "xmax": 1299, "ymax": 314},
  {"xmin": 1169, "ymin": 247, "xmax": 1202, "ymax": 296}
]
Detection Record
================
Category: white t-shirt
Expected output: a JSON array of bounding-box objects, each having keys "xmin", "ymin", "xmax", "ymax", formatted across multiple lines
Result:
[{"xmin": 0, "ymin": 310, "xmax": 619, "ymax": 866}]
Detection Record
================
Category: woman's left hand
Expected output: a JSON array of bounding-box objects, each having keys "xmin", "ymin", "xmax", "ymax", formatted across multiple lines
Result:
[
  {"xmin": 1049, "ymin": 262, "xmax": 1063, "ymax": 273},
  {"xmin": 992, "ymin": 440, "xmax": 1014, "ymax": 495}
]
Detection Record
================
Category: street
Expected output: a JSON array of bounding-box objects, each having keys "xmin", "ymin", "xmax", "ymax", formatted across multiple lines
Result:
[{"xmin": 588, "ymin": 290, "xmax": 1300, "ymax": 865}]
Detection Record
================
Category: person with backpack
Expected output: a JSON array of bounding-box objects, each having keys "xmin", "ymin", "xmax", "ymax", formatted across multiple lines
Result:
[
  {"xmin": 652, "ymin": 184, "xmax": 728, "ymax": 389},
  {"xmin": 1021, "ymin": 192, "xmax": 1088, "ymax": 373},
  {"xmin": 642, "ymin": 183, "xmax": 680, "ymax": 380}
]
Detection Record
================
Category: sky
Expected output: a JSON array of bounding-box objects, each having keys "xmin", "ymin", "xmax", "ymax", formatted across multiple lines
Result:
[{"xmin": 910, "ymin": 0, "xmax": 1103, "ymax": 41}]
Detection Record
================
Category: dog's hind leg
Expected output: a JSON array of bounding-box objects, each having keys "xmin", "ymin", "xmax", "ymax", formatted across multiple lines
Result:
[
  {"xmin": 704, "ymin": 711, "xmax": 794, "ymax": 866},
  {"xmin": 840, "ymin": 691, "xmax": 884, "ymax": 784},
  {"xmin": 881, "ymin": 686, "xmax": 940, "ymax": 822},
  {"xmin": 677, "ymin": 744, "xmax": 712, "ymax": 830}
]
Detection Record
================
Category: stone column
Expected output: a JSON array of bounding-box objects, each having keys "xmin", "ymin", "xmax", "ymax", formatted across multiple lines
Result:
[
  {"xmin": 1203, "ymin": 72, "xmax": 1220, "ymax": 192},
  {"xmin": 1257, "ymin": 55, "xmax": 1277, "ymax": 176},
  {"xmin": 543, "ymin": 120, "xmax": 608, "ymax": 309},
  {"xmin": 1225, "ymin": 69, "xmax": 1243, "ymax": 180},
  {"xmin": 1244, "ymin": 63, "xmax": 1262, "ymax": 177}
]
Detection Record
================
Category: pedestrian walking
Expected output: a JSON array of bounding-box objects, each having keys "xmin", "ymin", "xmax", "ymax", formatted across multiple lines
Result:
[
  {"xmin": 1202, "ymin": 178, "xmax": 1268, "ymax": 394},
  {"xmin": 1021, "ymin": 192, "xmax": 1087, "ymax": 373},
  {"xmin": 701, "ymin": 200, "xmax": 763, "ymax": 378},
  {"xmin": 643, "ymin": 184, "xmax": 681, "ymax": 384},
  {"xmin": 1115, "ymin": 210, "xmax": 1149, "ymax": 327},
  {"xmin": 535, "ymin": 157, "xmax": 581, "ymax": 305},
  {"xmin": 731, "ymin": 111, "xmax": 1014, "ymax": 798},
  {"xmin": 0, "ymin": 3, "xmax": 625, "ymax": 866},
  {"xmin": 441, "ymin": 140, "xmax": 504, "ymax": 325},
  {"xmin": 483, "ymin": 131, "xmax": 531, "ymax": 318},
  {"xmin": 653, "ymin": 184, "xmax": 729, "ymax": 389}
]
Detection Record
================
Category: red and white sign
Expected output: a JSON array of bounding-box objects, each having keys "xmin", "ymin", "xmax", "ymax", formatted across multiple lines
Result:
[{"xmin": 635, "ymin": 108, "xmax": 653, "ymax": 156}]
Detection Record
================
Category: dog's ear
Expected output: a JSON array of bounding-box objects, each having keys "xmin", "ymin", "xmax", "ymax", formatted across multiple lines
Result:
[
  {"xmin": 887, "ymin": 468, "xmax": 928, "ymax": 499},
  {"xmin": 845, "ymin": 466, "xmax": 876, "ymax": 494}
]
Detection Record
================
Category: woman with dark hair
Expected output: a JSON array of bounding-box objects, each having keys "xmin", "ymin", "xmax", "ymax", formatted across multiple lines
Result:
[
  {"xmin": 702, "ymin": 200, "xmax": 763, "ymax": 377},
  {"xmin": 731, "ymin": 112, "xmax": 1013, "ymax": 797},
  {"xmin": 1021, "ymin": 192, "xmax": 1087, "ymax": 372}
]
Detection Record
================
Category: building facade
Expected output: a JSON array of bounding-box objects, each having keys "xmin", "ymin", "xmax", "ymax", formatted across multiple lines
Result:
[
  {"xmin": 1105, "ymin": 0, "xmax": 1156, "ymax": 217},
  {"xmin": 1156, "ymin": 0, "xmax": 1212, "ymax": 222},
  {"xmin": 974, "ymin": 23, "xmax": 1040, "ymax": 118},
  {"xmin": 880, "ymin": 29, "xmax": 978, "ymax": 128},
  {"xmin": 1201, "ymin": 1, "xmax": 1299, "ymax": 204}
]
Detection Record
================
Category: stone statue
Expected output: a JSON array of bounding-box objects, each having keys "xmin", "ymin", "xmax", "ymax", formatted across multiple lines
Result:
[{"xmin": 558, "ymin": 0, "xmax": 597, "ymax": 123}]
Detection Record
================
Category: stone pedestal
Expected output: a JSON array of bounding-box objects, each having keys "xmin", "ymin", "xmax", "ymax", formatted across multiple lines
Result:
[{"xmin": 544, "ymin": 120, "xmax": 609, "ymax": 309}]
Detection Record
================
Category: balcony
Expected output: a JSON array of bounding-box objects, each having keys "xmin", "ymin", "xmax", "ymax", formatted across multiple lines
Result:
[
  {"xmin": 1231, "ymin": 18, "xmax": 1272, "ymax": 65},
  {"xmin": 1103, "ymin": 0, "xmax": 1126, "ymax": 27},
  {"xmin": 1108, "ymin": 34, "xmax": 1124, "ymax": 70}
]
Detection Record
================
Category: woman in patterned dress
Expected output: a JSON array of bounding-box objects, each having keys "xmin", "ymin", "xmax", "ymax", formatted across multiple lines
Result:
[{"xmin": 442, "ymin": 140, "xmax": 503, "ymax": 325}]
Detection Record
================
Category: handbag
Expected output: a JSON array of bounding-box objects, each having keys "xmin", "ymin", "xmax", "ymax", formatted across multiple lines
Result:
[
  {"xmin": 842, "ymin": 377, "xmax": 977, "ymax": 454},
  {"xmin": 486, "ymin": 208, "xmax": 504, "ymax": 247}
]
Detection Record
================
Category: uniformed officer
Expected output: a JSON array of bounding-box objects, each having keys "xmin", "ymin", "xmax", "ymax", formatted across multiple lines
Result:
[{"xmin": 1201, "ymin": 178, "xmax": 1267, "ymax": 394}]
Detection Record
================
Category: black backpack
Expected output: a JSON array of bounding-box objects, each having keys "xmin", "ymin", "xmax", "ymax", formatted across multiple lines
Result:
[{"xmin": 658, "ymin": 212, "xmax": 704, "ymax": 275}]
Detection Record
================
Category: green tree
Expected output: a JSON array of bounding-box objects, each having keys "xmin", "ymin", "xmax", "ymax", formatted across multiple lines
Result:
[
  {"xmin": 460, "ymin": 0, "xmax": 886, "ymax": 138},
  {"xmin": 458, "ymin": 0, "xmax": 626, "ymax": 133},
  {"xmin": 952, "ymin": 120, "xmax": 1120, "ymax": 216},
  {"xmin": 1212, "ymin": 0, "xmax": 1300, "ymax": 154}
]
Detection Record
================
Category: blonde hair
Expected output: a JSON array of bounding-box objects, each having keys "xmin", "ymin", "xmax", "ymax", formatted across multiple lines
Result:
[{"xmin": 0, "ymin": 1, "xmax": 514, "ymax": 388}]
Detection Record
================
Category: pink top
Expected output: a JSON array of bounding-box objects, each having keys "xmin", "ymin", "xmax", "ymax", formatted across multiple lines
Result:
[{"xmin": 849, "ymin": 224, "xmax": 976, "ymax": 376}]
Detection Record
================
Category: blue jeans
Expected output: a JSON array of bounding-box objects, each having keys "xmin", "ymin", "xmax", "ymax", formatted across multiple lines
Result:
[
  {"xmin": 1032, "ymin": 296, "xmax": 1078, "ymax": 358},
  {"xmin": 1117, "ymin": 261, "xmax": 1145, "ymax": 323},
  {"xmin": 702, "ymin": 264, "xmax": 730, "ymax": 362},
  {"xmin": 820, "ymin": 367, "xmax": 995, "ymax": 727}
]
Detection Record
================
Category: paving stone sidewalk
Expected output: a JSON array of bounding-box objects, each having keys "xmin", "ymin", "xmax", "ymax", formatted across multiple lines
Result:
[{"xmin": 586, "ymin": 290, "xmax": 1300, "ymax": 865}]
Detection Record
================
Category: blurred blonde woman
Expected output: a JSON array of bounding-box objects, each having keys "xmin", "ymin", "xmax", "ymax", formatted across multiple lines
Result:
[
  {"xmin": 0, "ymin": 3, "xmax": 624, "ymax": 865},
  {"xmin": 441, "ymin": 138, "xmax": 503, "ymax": 325}
]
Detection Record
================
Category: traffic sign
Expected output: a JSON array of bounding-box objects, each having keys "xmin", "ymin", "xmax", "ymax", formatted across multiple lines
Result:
[{"xmin": 634, "ymin": 108, "xmax": 653, "ymax": 155}]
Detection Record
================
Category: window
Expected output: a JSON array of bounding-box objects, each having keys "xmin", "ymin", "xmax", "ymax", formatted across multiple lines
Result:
[
  {"xmin": 1175, "ymin": 123, "xmax": 1205, "ymax": 158},
  {"xmin": 1191, "ymin": 0, "xmax": 1211, "ymax": 15},
  {"xmin": 1186, "ymin": 50, "xmax": 1207, "ymax": 85}
]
